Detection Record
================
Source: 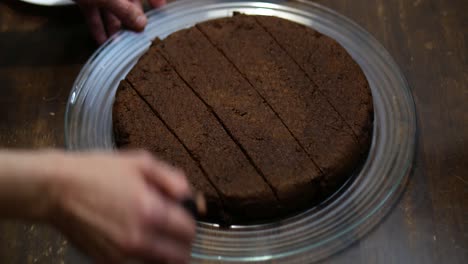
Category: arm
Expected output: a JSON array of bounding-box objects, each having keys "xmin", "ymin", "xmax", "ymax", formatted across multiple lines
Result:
[
  {"xmin": 0, "ymin": 150, "xmax": 59, "ymax": 220},
  {"xmin": 0, "ymin": 150, "xmax": 195, "ymax": 263}
]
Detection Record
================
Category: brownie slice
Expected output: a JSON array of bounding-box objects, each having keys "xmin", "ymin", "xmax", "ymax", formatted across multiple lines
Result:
[
  {"xmin": 113, "ymin": 80, "xmax": 222, "ymax": 220},
  {"xmin": 157, "ymin": 26, "xmax": 322, "ymax": 209},
  {"xmin": 255, "ymin": 15, "xmax": 374, "ymax": 150},
  {"xmin": 124, "ymin": 42, "xmax": 279, "ymax": 221}
]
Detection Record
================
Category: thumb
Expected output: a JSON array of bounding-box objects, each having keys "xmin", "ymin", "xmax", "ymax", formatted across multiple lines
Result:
[{"xmin": 100, "ymin": 0, "xmax": 147, "ymax": 31}]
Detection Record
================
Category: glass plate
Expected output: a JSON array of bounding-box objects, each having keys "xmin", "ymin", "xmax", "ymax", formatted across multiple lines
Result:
[
  {"xmin": 65, "ymin": 0, "xmax": 417, "ymax": 262},
  {"xmin": 19, "ymin": 0, "xmax": 74, "ymax": 6}
]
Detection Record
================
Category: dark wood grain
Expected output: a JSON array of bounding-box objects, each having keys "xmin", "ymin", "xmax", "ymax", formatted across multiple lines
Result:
[
  {"xmin": 0, "ymin": 0, "xmax": 466, "ymax": 263},
  {"xmin": 0, "ymin": 1, "xmax": 94, "ymax": 263}
]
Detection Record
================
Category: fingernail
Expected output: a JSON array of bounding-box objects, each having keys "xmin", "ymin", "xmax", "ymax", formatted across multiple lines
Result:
[
  {"xmin": 195, "ymin": 192, "xmax": 207, "ymax": 216},
  {"xmin": 97, "ymin": 35, "xmax": 107, "ymax": 45},
  {"xmin": 136, "ymin": 15, "xmax": 147, "ymax": 29},
  {"xmin": 180, "ymin": 192, "xmax": 207, "ymax": 220}
]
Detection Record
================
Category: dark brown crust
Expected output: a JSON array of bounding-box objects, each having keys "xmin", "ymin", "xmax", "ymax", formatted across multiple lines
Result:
[{"xmin": 112, "ymin": 14, "xmax": 374, "ymax": 224}]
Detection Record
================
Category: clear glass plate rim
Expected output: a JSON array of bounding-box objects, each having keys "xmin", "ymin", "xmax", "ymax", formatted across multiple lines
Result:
[{"xmin": 64, "ymin": 0, "xmax": 417, "ymax": 262}]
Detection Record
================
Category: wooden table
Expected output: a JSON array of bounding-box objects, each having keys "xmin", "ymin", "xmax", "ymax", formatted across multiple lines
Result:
[{"xmin": 0, "ymin": 0, "xmax": 466, "ymax": 263}]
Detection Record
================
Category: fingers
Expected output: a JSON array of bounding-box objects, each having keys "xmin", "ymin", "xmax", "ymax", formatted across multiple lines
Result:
[
  {"xmin": 141, "ymin": 235, "xmax": 191, "ymax": 264},
  {"xmin": 149, "ymin": 160, "xmax": 192, "ymax": 200},
  {"xmin": 103, "ymin": 11, "xmax": 122, "ymax": 37},
  {"xmin": 79, "ymin": 0, "xmax": 169, "ymax": 43},
  {"xmin": 134, "ymin": 152, "xmax": 192, "ymax": 200},
  {"xmin": 128, "ymin": 192, "xmax": 194, "ymax": 263},
  {"xmin": 139, "ymin": 195, "xmax": 194, "ymax": 263},
  {"xmin": 57, "ymin": 215, "xmax": 125, "ymax": 264},
  {"xmin": 149, "ymin": 193, "xmax": 196, "ymax": 243},
  {"xmin": 130, "ymin": 0, "xmax": 144, "ymax": 13},
  {"xmin": 99, "ymin": 0, "xmax": 147, "ymax": 31},
  {"xmin": 80, "ymin": 7, "xmax": 107, "ymax": 44},
  {"xmin": 148, "ymin": 0, "xmax": 167, "ymax": 8}
]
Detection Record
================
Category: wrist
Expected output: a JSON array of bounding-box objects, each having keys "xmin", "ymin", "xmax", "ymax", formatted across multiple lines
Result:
[
  {"xmin": 35, "ymin": 151, "xmax": 73, "ymax": 222},
  {"xmin": 0, "ymin": 150, "xmax": 70, "ymax": 221}
]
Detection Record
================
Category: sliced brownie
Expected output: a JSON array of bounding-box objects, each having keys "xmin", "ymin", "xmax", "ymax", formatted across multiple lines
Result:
[{"xmin": 113, "ymin": 14, "xmax": 374, "ymax": 224}]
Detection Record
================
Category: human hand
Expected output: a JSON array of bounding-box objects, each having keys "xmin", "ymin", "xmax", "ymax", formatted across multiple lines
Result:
[
  {"xmin": 75, "ymin": 0, "xmax": 167, "ymax": 44},
  {"xmin": 49, "ymin": 150, "xmax": 195, "ymax": 263}
]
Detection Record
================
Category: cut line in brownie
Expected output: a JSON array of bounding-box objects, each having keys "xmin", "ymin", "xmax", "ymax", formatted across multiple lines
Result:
[
  {"xmin": 255, "ymin": 15, "xmax": 374, "ymax": 151},
  {"xmin": 113, "ymin": 80, "xmax": 222, "ymax": 221}
]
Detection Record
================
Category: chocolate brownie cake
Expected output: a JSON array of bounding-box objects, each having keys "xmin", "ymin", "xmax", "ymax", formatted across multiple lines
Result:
[{"xmin": 113, "ymin": 14, "xmax": 374, "ymax": 224}]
